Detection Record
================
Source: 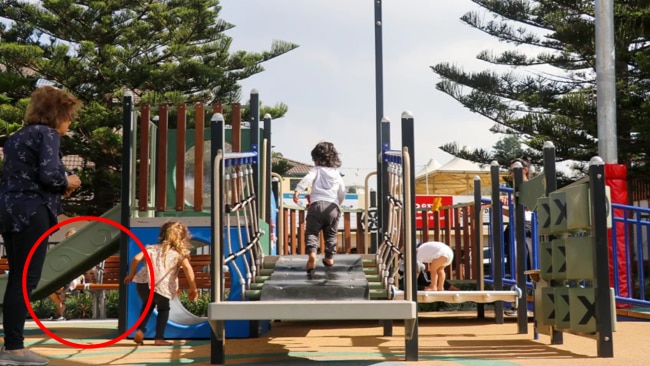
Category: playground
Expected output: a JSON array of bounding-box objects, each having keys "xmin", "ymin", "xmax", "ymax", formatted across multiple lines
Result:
[
  {"xmin": 0, "ymin": 88, "xmax": 648, "ymax": 366},
  {"xmin": 0, "ymin": 88, "xmax": 649, "ymax": 365}
]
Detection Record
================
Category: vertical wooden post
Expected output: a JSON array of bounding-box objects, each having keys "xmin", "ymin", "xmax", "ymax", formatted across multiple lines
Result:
[
  {"xmin": 138, "ymin": 104, "xmax": 150, "ymax": 212},
  {"xmin": 194, "ymin": 103, "xmax": 205, "ymax": 211},
  {"xmin": 176, "ymin": 104, "xmax": 187, "ymax": 211},
  {"xmin": 356, "ymin": 212, "xmax": 365, "ymax": 254},
  {"xmin": 156, "ymin": 104, "xmax": 169, "ymax": 212},
  {"xmin": 232, "ymin": 103, "xmax": 241, "ymax": 152}
]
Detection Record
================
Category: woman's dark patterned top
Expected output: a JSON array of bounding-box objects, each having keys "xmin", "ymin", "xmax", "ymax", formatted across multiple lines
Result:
[{"xmin": 0, "ymin": 124, "xmax": 68, "ymax": 233}]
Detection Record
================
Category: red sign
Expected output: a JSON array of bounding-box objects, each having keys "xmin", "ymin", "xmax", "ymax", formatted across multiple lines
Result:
[{"xmin": 415, "ymin": 195, "xmax": 453, "ymax": 229}]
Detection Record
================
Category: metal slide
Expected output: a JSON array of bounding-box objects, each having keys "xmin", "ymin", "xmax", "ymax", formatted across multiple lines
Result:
[{"xmin": 0, "ymin": 205, "xmax": 122, "ymax": 321}]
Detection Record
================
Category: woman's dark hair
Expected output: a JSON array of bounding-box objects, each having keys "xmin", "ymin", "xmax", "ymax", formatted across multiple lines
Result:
[
  {"xmin": 24, "ymin": 86, "xmax": 83, "ymax": 129},
  {"xmin": 311, "ymin": 141, "xmax": 341, "ymax": 168},
  {"xmin": 510, "ymin": 157, "xmax": 530, "ymax": 167},
  {"xmin": 510, "ymin": 157, "xmax": 535, "ymax": 178}
]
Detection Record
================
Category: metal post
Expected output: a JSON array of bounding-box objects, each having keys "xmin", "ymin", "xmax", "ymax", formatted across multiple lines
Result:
[
  {"xmin": 379, "ymin": 117, "xmax": 390, "ymax": 253},
  {"xmin": 118, "ymin": 93, "xmax": 133, "ymax": 334},
  {"xmin": 401, "ymin": 111, "xmax": 418, "ymax": 362},
  {"xmin": 374, "ymin": 0, "xmax": 385, "ymax": 254},
  {"xmin": 248, "ymin": 91, "xmax": 261, "ymax": 338},
  {"xmin": 250, "ymin": 89, "xmax": 260, "ymax": 216},
  {"xmin": 589, "ymin": 157, "xmax": 614, "ymax": 357},
  {"xmin": 512, "ymin": 163, "xmax": 527, "ymax": 334},
  {"xmin": 489, "ymin": 161, "xmax": 504, "ymax": 324},
  {"xmin": 263, "ymin": 113, "xmax": 273, "ymax": 226},
  {"xmin": 210, "ymin": 113, "xmax": 226, "ymax": 365},
  {"xmin": 542, "ymin": 141, "xmax": 563, "ymax": 344},
  {"xmin": 473, "ymin": 176, "xmax": 485, "ymax": 319},
  {"xmin": 380, "ymin": 118, "xmax": 392, "ymax": 336},
  {"xmin": 595, "ymin": 0, "xmax": 617, "ymax": 163}
]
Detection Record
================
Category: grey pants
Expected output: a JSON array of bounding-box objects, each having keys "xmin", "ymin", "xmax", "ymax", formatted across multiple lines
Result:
[{"xmin": 305, "ymin": 201, "xmax": 340, "ymax": 259}]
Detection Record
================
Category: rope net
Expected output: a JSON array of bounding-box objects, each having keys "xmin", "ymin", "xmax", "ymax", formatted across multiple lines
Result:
[
  {"xmin": 222, "ymin": 153, "xmax": 264, "ymax": 300},
  {"xmin": 377, "ymin": 151, "xmax": 407, "ymax": 298}
]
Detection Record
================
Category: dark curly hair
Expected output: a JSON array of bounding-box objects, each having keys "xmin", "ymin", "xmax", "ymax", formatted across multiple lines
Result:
[
  {"xmin": 510, "ymin": 157, "xmax": 530, "ymax": 167},
  {"xmin": 311, "ymin": 141, "xmax": 341, "ymax": 168}
]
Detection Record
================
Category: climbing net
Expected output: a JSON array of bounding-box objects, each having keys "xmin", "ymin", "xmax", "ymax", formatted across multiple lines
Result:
[
  {"xmin": 376, "ymin": 150, "xmax": 411, "ymax": 298},
  {"xmin": 220, "ymin": 152, "xmax": 264, "ymax": 300}
]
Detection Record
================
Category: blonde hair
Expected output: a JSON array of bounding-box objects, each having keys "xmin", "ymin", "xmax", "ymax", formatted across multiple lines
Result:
[
  {"xmin": 158, "ymin": 221, "xmax": 192, "ymax": 263},
  {"xmin": 24, "ymin": 86, "xmax": 83, "ymax": 129}
]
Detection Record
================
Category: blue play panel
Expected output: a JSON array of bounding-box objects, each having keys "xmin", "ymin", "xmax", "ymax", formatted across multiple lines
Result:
[{"xmin": 126, "ymin": 225, "xmax": 270, "ymax": 339}]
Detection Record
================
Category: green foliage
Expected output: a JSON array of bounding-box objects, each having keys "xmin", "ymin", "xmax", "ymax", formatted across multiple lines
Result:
[
  {"xmin": 432, "ymin": 1, "xmax": 650, "ymax": 181},
  {"xmin": 106, "ymin": 290, "xmax": 120, "ymax": 318},
  {"xmin": 271, "ymin": 151, "xmax": 295, "ymax": 176},
  {"xmin": 29, "ymin": 298, "xmax": 57, "ymax": 320},
  {"xmin": 272, "ymin": 160, "xmax": 294, "ymax": 176},
  {"xmin": 178, "ymin": 291, "xmax": 210, "ymax": 317},
  {"xmin": 64, "ymin": 292, "xmax": 95, "ymax": 319},
  {"xmin": 28, "ymin": 290, "xmax": 210, "ymax": 320},
  {"xmin": 1, "ymin": 0, "xmax": 297, "ymax": 214}
]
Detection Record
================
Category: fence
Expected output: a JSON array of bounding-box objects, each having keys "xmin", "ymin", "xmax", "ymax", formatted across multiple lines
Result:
[{"xmin": 275, "ymin": 193, "xmax": 650, "ymax": 309}]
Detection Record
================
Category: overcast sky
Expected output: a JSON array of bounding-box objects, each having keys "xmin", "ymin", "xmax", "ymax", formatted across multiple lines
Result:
[{"xmin": 220, "ymin": 0, "xmax": 514, "ymax": 187}]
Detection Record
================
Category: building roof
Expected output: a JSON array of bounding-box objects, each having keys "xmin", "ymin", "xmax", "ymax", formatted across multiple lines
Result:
[{"xmin": 272, "ymin": 156, "xmax": 313, "ymax": 176}]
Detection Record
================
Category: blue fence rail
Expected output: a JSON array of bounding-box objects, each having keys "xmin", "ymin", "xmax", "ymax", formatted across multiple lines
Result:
[
  {"xmin": 483, "ymin": 187, "xmax": 538, "ymax": 291},
  {"xmin": 611, "ymin": 203, "xmax": 650, "ymax": 307}
]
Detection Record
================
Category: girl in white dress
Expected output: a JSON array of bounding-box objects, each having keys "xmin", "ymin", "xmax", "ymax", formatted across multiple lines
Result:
[{"xmin": 416, "ymin": 241, "xmax": 454, "ymax": 291}]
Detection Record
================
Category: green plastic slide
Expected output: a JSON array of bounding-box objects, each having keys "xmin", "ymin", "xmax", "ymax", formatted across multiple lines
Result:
[{"xmin": 0, "ymin": 205, "xmax": 122, "ymax": 321}]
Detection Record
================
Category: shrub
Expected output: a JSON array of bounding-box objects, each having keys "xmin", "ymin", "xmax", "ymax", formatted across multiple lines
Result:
[
  {"xmin": 65, "ymin": 292, "xmax": 94, "ymax": 319},
  {"xmin": 106, "ymin": 290, "xmax": 120, "ymax": 318},
  {"xmin": 29, "ymin": 298, "xmax": 56, "ymax": 319},
  {"xmin": 179, "ymin": 291, "xmax": 210, "ymax": 317}
]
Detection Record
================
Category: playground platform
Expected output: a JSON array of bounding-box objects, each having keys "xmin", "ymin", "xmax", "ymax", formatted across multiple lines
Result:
[{"xmin": 11, "ymin": 312, "xmax": 648, "ymax": 366}]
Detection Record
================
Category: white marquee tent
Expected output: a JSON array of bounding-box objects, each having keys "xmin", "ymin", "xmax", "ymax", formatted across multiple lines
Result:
[{"xmin": 415, "ymin": 157, "xmax": 504, "ymax": 196}]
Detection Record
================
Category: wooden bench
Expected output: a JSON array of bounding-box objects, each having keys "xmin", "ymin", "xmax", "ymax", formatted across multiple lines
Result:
[
  {"xmin": 79, "ymin": 253, "xmax": 233, "ymax": 289},
  {"xmin": 2, "ymin": 254, "xmax": 230, "ymax": 293},
  {"xmin": 75, "ymin": 256, "xmax": 120, "ymax": 291},
  {"xmin": 0, "ymin": 258, "xmax": 8, "ymax": 275},
  {"xmin": 179, "ymin": 254, "xmax": 216, "ymax": 289}
]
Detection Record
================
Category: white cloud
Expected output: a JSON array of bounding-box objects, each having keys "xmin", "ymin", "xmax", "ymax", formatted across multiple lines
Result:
[{"xmin": 220, "ymin": 0, "xmax": 516, "ymax": 187}]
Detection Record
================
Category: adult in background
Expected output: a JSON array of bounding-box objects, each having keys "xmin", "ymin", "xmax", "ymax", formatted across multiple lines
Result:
[
  {"xmin": 500, "ymin": 157, "xmax": 535, "ymax": 277},
  {"xmin": 0, "ymin": 86, "xmax": 82, "ymax": 366}
]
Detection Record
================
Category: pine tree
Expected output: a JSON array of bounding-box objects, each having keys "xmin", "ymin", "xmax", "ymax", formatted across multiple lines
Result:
[
  {"xmin": 431, "ymin": 0, "xmax": 650, "ymax": 181},
  {"xmin": 0, "ymin": 0, "xmax": 297, "ymax": 214}
]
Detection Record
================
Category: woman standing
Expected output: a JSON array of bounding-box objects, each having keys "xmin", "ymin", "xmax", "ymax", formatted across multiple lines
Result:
[{"xmin": 0, "ymin": 86, "xmax": 82, "ymax": 366}]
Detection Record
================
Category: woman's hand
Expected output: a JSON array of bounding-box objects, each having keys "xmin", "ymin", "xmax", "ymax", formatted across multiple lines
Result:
[
  {"xmin": 123, "ymin": 273, "xmax": 134, "ymax": 284},
  {"xmin": 65, "ymin": 174, "xmax": 82, "ymax": 197},
  {"xmin": 188, "ymin": 288, "xmax": 199, "ymax": 302}
]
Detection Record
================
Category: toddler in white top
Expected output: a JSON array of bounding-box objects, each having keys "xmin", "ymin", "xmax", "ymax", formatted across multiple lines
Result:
[{"xmin": 416, "ymin": 241, "xmax": 454, "ymax": 291}]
